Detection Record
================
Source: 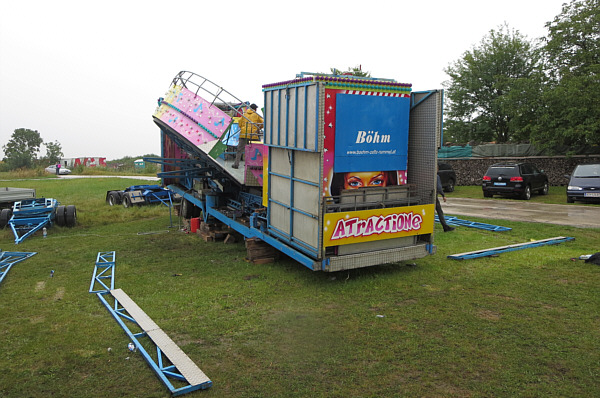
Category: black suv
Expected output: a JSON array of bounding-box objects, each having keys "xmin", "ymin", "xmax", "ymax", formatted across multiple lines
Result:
[
  {"xmin": 438, "ymin": 162, "xmax": 457, "ymax": 192},
  {"xmin": 482, "ymin": 162, "xmax": 549, "ymax": 200}
]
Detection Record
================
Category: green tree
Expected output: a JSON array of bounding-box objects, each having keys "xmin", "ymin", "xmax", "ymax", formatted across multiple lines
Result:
[
  {"xmin": 2, "ymin": 128, "xmax": 43, "ymax": 170},
  {"xmin": 531, "ymin": 0, "xmax": 600, "ymax": 151},
  {"xmin": 443, "ymin": 24, "xmax": 542, "ymax": 143},
  {"xmin": 43, "ymin": 140, "xmax": 64, "ymax": 165},
  {"xmin": 330, "ymin": 65, "xmax": 371, "ymax": 78}
]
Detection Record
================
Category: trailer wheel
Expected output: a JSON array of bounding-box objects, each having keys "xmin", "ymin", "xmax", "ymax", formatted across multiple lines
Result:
[
  {"xmin": 108, "ymin": 191, "xmax": 121, "ymax": 206},
  {"xmin": 446, "ymin": 179, "xmax": 455, "ymax": 193},
  {"xmin": 0, "ymin": 208, "xmax": 12, "ymax": 228},
  {"xmin": 123, "ymin": 195, "xmax": 132, "ymax": 208},
  {"xmin": 181, "ymin": 199, "xmax": 194, "ymax": 219},
  {"xmin": 65, "ymin": 205, "xmax": 77, "ymax": 227},
  {"xmin": 55, "ymin": 205, "xmax": 66, "ymax": 226}
]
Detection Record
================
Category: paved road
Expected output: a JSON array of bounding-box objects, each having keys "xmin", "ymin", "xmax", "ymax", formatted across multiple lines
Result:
[
  {"xmin": 441, "ymin": 198, "xmax": 600, "ymax": 229},
  {"xmin": 58, "ymin": 175, "xmax": 160, "ymax": 181}
]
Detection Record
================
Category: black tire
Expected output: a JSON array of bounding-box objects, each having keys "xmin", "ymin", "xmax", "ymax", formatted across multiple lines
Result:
[
  {"xmin": 540, "ymin": 181, "xmax": 549, "ymax": 195},
  {"xmin": 65, "ymin": 205, "xmax": 77, "ymax": 227},
  {"xmin": 108, "ymin": 191, "xmax": 121, "ymax": 206},
  {"xmin": 55, "ymin": 205, "xmax": 66, "ymax": 226},
  {"xmin": 567, "ymin": 196, "xmax": 575, "ymax": 204},
  {"xmin": 483, "ymin": 191, "xmax": 493, "ymax": 198},
  {"xmin": 181, "ymin": 199, "xmax": 194, "ymax": 219},
  {"xmin": 123, "ymin": 195, "xmax": 132, "ymax": 208},
  {"xmin": 0, "ymin": 208, "xmax": 12, "ymax": 228},
  {"xmin": 446, "ymin": 179, "xmax": 455, "ymax": 193},
  {"xmin": 521, "ymin": 185, "xmax": 532, "ymax": 200}
]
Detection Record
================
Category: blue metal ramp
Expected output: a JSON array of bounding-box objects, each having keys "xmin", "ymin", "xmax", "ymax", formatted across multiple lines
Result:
[
  {"xmin": 0, "ymin": 250, "xmax": 36, "ymax": 286},
  {"xmin": 448, "ymin": 236, "xmax": 574, "ymax": 260},
  {"xmin": 435, "ymin": 215, "xmax": 511, "ymax": 231},
  {"xmin": 90, "ymin": 252, "xmax": 212, "ymax": 395}
]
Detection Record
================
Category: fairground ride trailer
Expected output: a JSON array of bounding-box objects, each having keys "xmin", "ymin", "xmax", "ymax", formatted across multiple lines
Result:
[{"xmin": 149, "ymin": 71, "xmax": 443, "ymax": 272}]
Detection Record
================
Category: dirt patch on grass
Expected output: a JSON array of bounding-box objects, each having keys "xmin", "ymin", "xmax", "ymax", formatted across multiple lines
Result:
[
  {"xmin": 171, "ymin": 332, "xmax": 205, "ymax": 347},
  {"xmin": 477, "ymin": 309, "xmax": 501, "ymax": 320},
  {"xmin": 487, "ymin": 293, "xmax": 520, "ymax": 301},
  {"xmin": 396, "ymin": 299, "xmax": 418, "ymax": 306},
  {"xmin": 54, "ymin": 287, "xmax": 65, "ymax": 301},
  {"xmin": 557, "ymin": 278, "xmax": 585, "ymax": 285},
  {"xmin": 35, "ymin": 281, "xmax": 46, "ymax": 291}
]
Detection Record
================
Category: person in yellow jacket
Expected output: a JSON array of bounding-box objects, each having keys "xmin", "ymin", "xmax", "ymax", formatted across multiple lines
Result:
[{"xmin": 233, "ymin": 103, "xmax": 264, "ymax": 169}]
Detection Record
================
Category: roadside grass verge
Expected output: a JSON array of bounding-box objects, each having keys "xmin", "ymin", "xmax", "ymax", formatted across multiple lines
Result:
[
  {"xmin": 0, "ymin": 168, "xmax": 53, "ymax": 179},
  {"xmin": 0, "ymin": 166, "xmax": 158, "ymax": 181},
  {"xmin": 0, "ymin": 178, "xmax": 598, "ymax": 397}
]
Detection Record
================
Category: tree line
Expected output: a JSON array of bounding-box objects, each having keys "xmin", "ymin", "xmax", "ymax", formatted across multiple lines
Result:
[
  {"xmin": 443, "ymin": 0, "xmax": 598, "ymax": 154},
  {"xmin": 1, "ymin": 128, "xmax": 63, "ymax": 171}
]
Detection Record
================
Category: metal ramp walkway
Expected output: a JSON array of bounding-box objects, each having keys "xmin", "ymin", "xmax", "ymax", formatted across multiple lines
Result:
[
  {"xmin": 448, "ymin": 236, "xmax": 574, "ymax": 260},
  {"xmin": 435, "ymin": 215, "xmax": 512, "ymax": 231},
  {"xmin": 89, "ymin": 251, "xmax": 211, "ymax": 395},
  {"xmin": 111, "ymin": 289, "xmax": 211, "ymax": 387},
  {"xmin": 0, "ymin": 250, "xmax": 36, "ymax": 286}
]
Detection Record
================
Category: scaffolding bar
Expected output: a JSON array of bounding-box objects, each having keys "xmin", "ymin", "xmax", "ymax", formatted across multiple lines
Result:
[
  {"xmin": 0, "ymin": 250, "xmax": 37, "ymax": 287},
  {"xmin": 88, "ymin": 251, "xmax": 116, "ymax": 293},
  {"xmin": 448, "ymin": 236, "xmax": 574, "ymax": 260},
  {"xmin": 435, "ymin": 216, "xmax": 512, "ymax": 231}
]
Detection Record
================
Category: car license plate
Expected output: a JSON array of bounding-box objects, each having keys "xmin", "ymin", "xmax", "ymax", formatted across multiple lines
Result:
[
  {"xmin": 584, "ymin": 192, "xmax": 600, "ymax": 197},
  {"xmin": 494, "ymin": 182, "xmax": 506, "ymax": 186}
]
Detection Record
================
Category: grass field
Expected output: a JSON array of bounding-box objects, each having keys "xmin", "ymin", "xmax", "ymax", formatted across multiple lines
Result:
[{"xmin": 0, "ymin": 177, "xmax": 599, "ymax": 397}]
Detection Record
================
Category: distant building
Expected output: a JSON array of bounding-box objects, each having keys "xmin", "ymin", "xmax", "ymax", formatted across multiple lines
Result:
[
  {"xmin": 134, "ymin": 159, "xmax": 145, "ymax": 169},
  {"xmin": 61, "ymin": 157, "xmax": 107, "ymax": 168}
]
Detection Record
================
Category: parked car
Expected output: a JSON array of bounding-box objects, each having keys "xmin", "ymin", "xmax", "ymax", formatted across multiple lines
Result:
[
  {"xmin": 566, "ymin": 163, "xmax": 600, "ymax": 203},
  {"xmin": 437, "ymin": 162, "xmax": 457, "ymax": 192},
  {"xmin": 45, "ymin": 165, "xmax": 71, "ymax": 175},
  {"xmin": 482, "ymin": 162, "xmax": 548, "ymax": 200}
]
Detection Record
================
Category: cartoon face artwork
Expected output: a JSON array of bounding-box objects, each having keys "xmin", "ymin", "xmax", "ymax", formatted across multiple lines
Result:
[{"xmin": 343, "ymin": 171, "xmax": 389, "ymax": 189}]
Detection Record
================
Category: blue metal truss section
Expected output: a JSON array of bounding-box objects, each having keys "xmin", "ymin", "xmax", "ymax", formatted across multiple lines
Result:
[
  {"xmin": 89, "ymin": 252, "xmax": 212, "ymax": 395},
  {"xmin": 435, "ymin": 215, "xmax": 512, "ymax": 231},
  {"xmin": 145, "ymin": 155, "xmax": 237, "ymax": 194},
  {"xmin": 448, "ymin": 236, "xmax": 574, "ymax": 260},
  {"xmin": 89, "ymin": 251, "xmax": 116, "ymax": 293},
  {"xmin": 0, "ymin": 250, "xmax": 36, "ymax": 287}
]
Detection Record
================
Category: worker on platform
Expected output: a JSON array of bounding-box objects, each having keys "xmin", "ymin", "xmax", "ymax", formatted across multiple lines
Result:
[{"xmin": 232, "ymin": 104, "xmax": 263, "ymax": 169}]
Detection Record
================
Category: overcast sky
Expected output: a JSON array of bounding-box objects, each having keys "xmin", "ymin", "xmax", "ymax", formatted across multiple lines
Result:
[{"xmin": 0, "ymin": 0, "xmax": 567, "ymax": 161}]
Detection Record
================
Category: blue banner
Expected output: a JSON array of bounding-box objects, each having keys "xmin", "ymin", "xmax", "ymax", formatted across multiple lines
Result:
[{"xmin": 334, "ymin": 94, "xmax": 409, "ymax": 173}]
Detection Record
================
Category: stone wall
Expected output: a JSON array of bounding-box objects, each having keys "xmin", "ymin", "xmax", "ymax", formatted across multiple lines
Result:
[{"xmin": 441, "ymin": 156, "xmax": 600, "ymax": 186}]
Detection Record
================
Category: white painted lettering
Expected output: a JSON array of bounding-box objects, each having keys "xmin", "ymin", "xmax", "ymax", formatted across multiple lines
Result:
[{"xmin": 355, "ymin": 130, "xmax": 391, "ymax": 145}]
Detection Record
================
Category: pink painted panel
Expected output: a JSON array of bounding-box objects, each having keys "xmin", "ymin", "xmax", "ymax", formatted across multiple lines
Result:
[
  {"xmin": 244, "ymin": 143, "xmax": 264, "ymax": 186},
  {"xmin": 157, "ymin": 85, "xmax": 231, "ymax": 151},
  {"xmin": 244, "ymin": 143, "xmax": 264, "ymax": 167}
]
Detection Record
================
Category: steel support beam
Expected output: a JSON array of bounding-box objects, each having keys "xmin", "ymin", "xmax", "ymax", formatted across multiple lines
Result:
[{"xmin": 448, "ymin": 236, "xmax": 574, "ymax": 260}]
